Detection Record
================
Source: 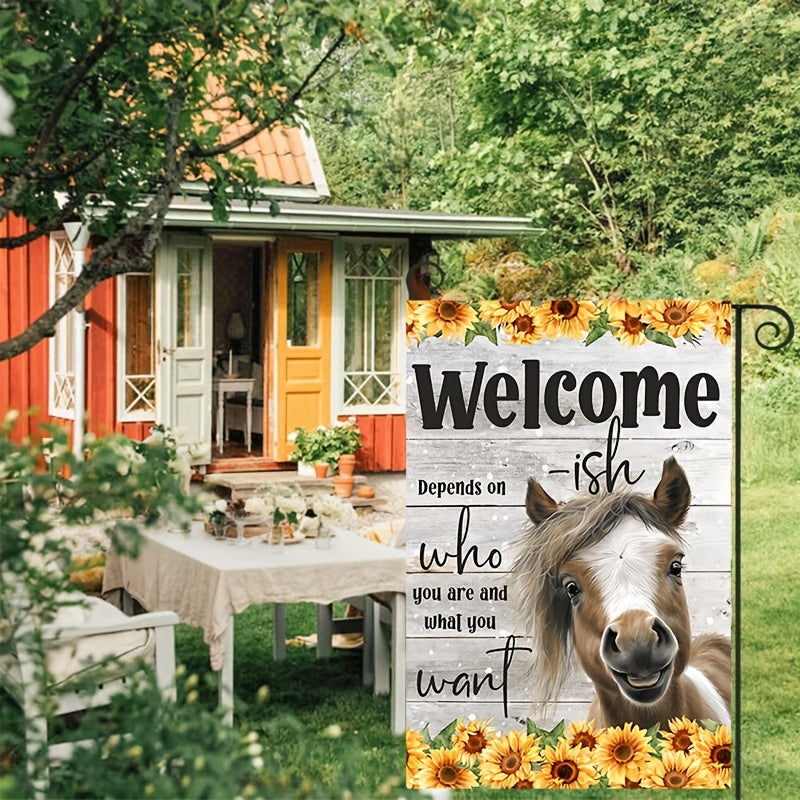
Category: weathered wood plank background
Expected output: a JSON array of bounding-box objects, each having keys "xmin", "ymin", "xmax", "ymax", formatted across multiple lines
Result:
[{"xmin": 406, "ymin": 331, "xmax": 732, "ymax": 735}]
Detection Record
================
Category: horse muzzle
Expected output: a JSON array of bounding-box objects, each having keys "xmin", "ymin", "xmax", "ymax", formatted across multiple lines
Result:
[{"xmin": 600, "ymin": 613, "xmax": 679, "ymax": 704}]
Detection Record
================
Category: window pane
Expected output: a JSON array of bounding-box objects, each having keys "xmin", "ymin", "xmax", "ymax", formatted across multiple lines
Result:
[
  {"xmin": 287, "ymin": 251, "xmax": 319, "ymax": 347},
  {"xmin": 343, "ymin": 242, "xmax": 403, "ymax": 408},
  {"xmin": 124, "ymin": 274, "xmax": 155, "ymax": 415},
  {"xmin": 50, "ymin": 232, "xmax": 76, "ymax": 415},
  {"xmin": 176, "ymin": 249, "xmax": 202, "ymax": 347}
]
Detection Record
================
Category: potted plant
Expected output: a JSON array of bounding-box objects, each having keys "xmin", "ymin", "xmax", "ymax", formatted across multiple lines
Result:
[
  {"xmin": 287, "ymin": 427, "xmax": 327, "ymax": 476},
  {"xmin": 288, "ymin": 420, "xmax": 361, "ymax": 477},
  {"xmin": 329, "ymin": 417, "xmax": 361, "ymax": 477}
]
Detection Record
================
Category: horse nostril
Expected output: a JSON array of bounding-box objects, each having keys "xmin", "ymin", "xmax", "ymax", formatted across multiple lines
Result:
[
  {"xmin": 651, "ymin": 617, "xmax": 674, "ymax": 649},
  {"xmin": 604, "ymin": 627, "xmax": 620, "ymax": 654}
]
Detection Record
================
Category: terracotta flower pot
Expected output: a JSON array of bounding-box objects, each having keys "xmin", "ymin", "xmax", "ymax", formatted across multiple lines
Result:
[
  {"xmin": 332, "ymin": 475, "xmax": 355, "ymax": 498},
  {"xmin": 337, "ymin": 453, "xmax": 356, "ymax": 477},
  {"xmin": 313, "ymin": 463, "xmax": 330, "ymax": 479}
]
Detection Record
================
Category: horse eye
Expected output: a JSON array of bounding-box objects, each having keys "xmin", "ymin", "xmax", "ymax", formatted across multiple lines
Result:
[
  {"xmin": 669, "ymin": 560, "xmax": 683, "ymax": 577},
  {"xmin": 563, "ymin": 579, "xmax": 581, "ymax": 600}
]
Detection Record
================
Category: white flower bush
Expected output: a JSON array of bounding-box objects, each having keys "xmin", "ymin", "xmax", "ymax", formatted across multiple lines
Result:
[
  {"xmin": 244, "ymin": 495, "xmax": 274, "ymax": 517},
  {"xmin": 311, "ymin": 493, "xmax": 358, "ymax": 529}
]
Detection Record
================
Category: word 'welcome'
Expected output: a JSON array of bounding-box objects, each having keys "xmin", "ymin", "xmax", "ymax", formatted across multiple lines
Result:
[{"xmin": 412, "ymin": 360, "xmax": 720, "ymax": 430}]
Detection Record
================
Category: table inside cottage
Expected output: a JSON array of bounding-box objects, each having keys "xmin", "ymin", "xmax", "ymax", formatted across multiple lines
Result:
[{"xmin": 102, "ymin": 523, "xmax": 406, "ymax": 734}]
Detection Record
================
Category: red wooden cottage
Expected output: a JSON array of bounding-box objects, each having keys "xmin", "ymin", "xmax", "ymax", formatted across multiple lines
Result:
[{"xmin": 0, "ymin": 125, "xmax": 534, "ymax": 473}]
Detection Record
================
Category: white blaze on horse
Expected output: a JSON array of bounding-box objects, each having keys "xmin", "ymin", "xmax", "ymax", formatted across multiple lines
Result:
[{"xmin": 514, "ymin": 457, "xmax": 730, "ymax": 729}]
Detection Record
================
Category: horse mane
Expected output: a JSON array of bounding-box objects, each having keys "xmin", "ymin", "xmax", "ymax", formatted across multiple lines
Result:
[{"xmin": 513, "ymin": 489, "xmax": 685, "ymax": 707}]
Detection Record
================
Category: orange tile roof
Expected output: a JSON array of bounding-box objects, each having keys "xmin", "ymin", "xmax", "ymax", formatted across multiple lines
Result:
[
  {"xmin": 194, "ymin": 74, "xmax": 318, "ymax": 188},
  {"xmin": 195, "ymin": 122, "xmax": 316, "ymax": 187}
]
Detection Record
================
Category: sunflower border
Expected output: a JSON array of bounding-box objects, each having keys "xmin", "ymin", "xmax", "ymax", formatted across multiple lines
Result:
[
  {"xmin": 406, "ymin": 716, "xmax": 732, "ymax": 791},
  {"xmin": 406, "ymin": 299, "xmax": 732, "ymax": 348}
]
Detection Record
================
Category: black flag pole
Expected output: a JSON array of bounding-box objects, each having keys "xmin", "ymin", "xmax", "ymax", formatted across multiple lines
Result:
[{"xmin": 732, "ymin": 303, "xmax": 794, "ymax": 800}]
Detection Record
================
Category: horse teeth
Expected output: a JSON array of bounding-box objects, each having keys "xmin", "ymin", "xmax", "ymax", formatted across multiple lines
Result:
[{"xmin": 627, "ymin": 673, "xmax": 659, "ymax": 688}]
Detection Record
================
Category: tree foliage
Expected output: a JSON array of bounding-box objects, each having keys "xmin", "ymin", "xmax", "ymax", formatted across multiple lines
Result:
[
  {"xmin": 437, "ymin": 0, "xmax": 800, "ymax": 267},
  {"xmin": 316, "ymin": 0, "xmax": 800, "ymax": 281},
  {"xmin": 0, "ymin": 0, "xmax": 461, "ymax": 360}
]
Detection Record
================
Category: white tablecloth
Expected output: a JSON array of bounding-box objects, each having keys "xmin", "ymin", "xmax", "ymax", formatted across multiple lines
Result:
[{"xmin": 103, "ymin": 525, "xmax": 406, "ymax": 671}]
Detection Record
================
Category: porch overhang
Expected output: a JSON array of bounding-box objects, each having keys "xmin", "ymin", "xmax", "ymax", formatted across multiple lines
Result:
[{"xmin": 164, "ymin": 197, "xmax": 542, "ymax": 238}]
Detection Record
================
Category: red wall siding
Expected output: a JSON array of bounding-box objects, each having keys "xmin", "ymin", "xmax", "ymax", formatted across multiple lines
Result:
[
  {"xmin": 0, "ymin": 215, "xmax": 50, "ymax": 442},
  {"xmin": 86, "ymin": 274, "xmax": 116, "ymax": 436},
  {"xmin": 0, "ymin": 220, "xmax": 123, "ymax": 446},
  {"xmin": 344, "ymin": 413, "xmax": 405, "ymax": 473}
]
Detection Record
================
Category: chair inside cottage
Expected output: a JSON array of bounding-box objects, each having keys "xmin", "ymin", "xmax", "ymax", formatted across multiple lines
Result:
[{"xmin": 0, "ymin": 591, "xmax": 178, "ymax": 796}]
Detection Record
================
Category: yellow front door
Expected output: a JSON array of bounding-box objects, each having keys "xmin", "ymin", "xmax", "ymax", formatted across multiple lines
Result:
[{"xmin": 275, "ymin": 238, "xmax": 332, "ymax": 461}]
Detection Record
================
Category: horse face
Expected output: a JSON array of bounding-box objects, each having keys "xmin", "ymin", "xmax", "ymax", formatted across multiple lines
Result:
[
  {"xmin": 524, "ymin": 457, "xmax": 694, "ymax": 709},
  {"xmin": 564, "ymin": 516, "xmax": 692, "ymax": 706}
]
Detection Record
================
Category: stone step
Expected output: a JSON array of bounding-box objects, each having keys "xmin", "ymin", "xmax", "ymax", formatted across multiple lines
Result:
[{"xmin": 204, "ymin": 471, "xmax": 375, "ymax": 508}]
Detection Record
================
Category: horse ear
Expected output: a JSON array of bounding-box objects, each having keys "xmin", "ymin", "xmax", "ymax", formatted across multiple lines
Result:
[
  {"xmin": 526, "ymin": 478, "xmax": 559, "ymax": 525},
  {"xmin": 653, "ymin": 457, "xmax": 691, "ymax": 527}
]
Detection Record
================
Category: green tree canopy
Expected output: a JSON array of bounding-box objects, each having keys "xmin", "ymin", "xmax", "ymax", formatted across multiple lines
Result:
[{"xmin": 435, "ymin": 0, "xmax": 800, "ymax": 269}]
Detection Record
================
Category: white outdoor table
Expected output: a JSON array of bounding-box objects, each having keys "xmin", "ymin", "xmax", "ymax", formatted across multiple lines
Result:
[
  {"xmin": 213, "ymin": 377, "xmax": 254, "ymax": 454},
  {"xmin": 102, "ymin": 524, "xmax": 406, "ymax": 734}
]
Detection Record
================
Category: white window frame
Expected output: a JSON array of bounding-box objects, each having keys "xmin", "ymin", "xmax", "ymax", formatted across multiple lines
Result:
[
  {"xmin": 48, "ymin": 231, "xmax": 75, "ymax": 419},
  {"xmin": 331, "ymin": 237, "xmax": 408, "ymax": 417},
  {"xmin": 117, "ymin": 271, "xmax": 156, "ymax": 422}
]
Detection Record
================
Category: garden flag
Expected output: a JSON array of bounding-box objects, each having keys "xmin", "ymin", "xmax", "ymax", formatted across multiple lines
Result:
[{"xmin": 405, "ymin": 299, "xmax": 733, "ymax": 790}]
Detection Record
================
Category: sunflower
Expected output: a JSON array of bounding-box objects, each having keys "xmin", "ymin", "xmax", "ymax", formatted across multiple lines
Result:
[
  {"xmin": 533, "ymin": 298, "xmax": 598, "ymax": 339},
  {"xmin": 563, "ymin": 719, "xmax": 600, "ymax": 753},
  {"xmin": 451, "ymin": 718, "xmax": 496, "ymax": 766},
  {"xmin": 708, "ymin": 300, "xmax": 733, "ymax": 345},
  {"xmin": 595, "ymin": 722, "xmax": 655, "ymax": 787},
  {"xmin": 533, "ymin": 739, "xmax": 600, "ymax": 790},
  {"xmin": 693, "ymin": 724, "xmax": 732, "ymax": 788},
  {"xmin": 416, "ymin": 299, "xmax": 477, "ymax": 341},
  {"xmin": 479, "ymin": 299, "xmax": 523, "ymax": 327},
  {"xmin": 416, "ymin": 747, "xmax": 477, "ymax": 790},
  {"xmin": 605, "ymin": 300, "xmax": 649, "ymax": 346},
  {"xmin": 478, "ymin": 729, "xmax": 540, "ymax": 789},
  {"xmin": 405, "ymin": 728, "xmax": 428, "ymax": 788},
  {"xmin": 641, "ymin": 750, "xmax": 715, "ymax": 789},
  {"xmin": 659, "ymin": 716, "xmax": 700, "ymax": 755},
  {"xmin": 405, "ymin": 301, "xmax": 424, "ymax": 346},
  {"xmin": 502, "ymin": 300, "xmax": 543, "ymax": 344},
  {"xmin": 640, "ymin": 299, "xmax": 712, "ymax": 338}
]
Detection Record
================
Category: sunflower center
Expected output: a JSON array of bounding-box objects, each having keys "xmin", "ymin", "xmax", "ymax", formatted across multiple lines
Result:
[
  {"xmin": 438, "ymin": 301, "xmax": 458, "ymax": 321},
  {"xmin": 500, "ymin": 300, "xmax": 517, "ymax": 310},
  {"xmin": 515, "ymin": 779, "xmax": 534, "ymax": 789},
  {"xmin": 664, "ymin": 305, "xmax": 689, "ymax": 325},
  {"xmin": 515, "ymin": 315, "xmax": 534, "ymax": 333},
  {"xmin": 664, "ymin": 769, "xmax": 689, "ymax": 788},
  {"xmin": 711, "ymin": 744, "xmax": 732, "ymax": 767},
  {"xmin": 571, "ymin": 732, "xmax": 596, "ymax": 749},
  {"xmin": 437, "ymin": 765, "xmax": 458, "ymax": 786},
  {"xmin": 500, "ymin": 752, "xmax": 521, "ymax": 774},
  {"xmin": 624, "ymin": 314, "xmax": 645, "ymax": 334},
  {"xmin": 554, "ymin": 299, "xmax": 579, "ymax": 319},
  {"xmin": 554, "ymin": 760, "xmax": 579, "ymax": 784},
  {"xmin": 613, "ymin": 743, "xmax": 633, "ymax": 762},
  {"xmin": 465, "ymin": 733, "xmax": 486, "ymax": 753},
  {"xmin": 672, "ymin": 732, "xmax": 692, "ymax": 752}
]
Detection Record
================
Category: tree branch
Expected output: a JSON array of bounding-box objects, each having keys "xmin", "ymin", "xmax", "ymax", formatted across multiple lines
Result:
[
  {"xmin": 0, "ymin": 82, "xmax": 186, "ymax": 362},
  {"xmin": 0, "ymin": 8, "xmax": 122, "ymax": 220}
]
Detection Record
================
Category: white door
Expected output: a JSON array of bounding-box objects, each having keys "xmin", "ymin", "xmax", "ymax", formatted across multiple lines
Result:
[{"xmin": 156, "ymin": 235, "xmax": 213, "ymax": 465}]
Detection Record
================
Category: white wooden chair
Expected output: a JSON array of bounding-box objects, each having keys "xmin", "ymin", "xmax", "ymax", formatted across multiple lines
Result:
[{"xmin": 0, "ymin": 593, "xmax": 178, "ymax": 794}]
